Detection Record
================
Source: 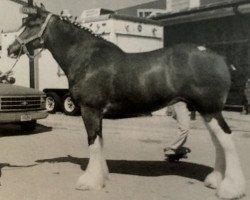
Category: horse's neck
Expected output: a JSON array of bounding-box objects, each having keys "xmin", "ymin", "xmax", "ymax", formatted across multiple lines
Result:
[{"xmin": 44, "ymin": 17, "xmax": 99, "ymax": 76}]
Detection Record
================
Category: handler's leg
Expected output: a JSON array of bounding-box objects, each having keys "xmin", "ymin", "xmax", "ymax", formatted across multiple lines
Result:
[
  {"xmin": 76, "ymin": 106, "xmax": 109, "ymax": 190},
  {"xmin": 165, "ymin": 101, "xmax": 190, "ymax": 151}
]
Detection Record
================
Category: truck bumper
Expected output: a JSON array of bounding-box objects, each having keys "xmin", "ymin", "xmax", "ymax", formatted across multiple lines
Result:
[{"xmin": 0, "ymin": 110, "xmax": 48, "ymax": 124}]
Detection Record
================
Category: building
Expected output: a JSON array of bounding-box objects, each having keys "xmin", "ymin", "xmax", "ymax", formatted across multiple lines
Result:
[
  {"xmin": 152, "ymin": 0, "xmax": 250, "ymax": 108},
  {"xmin": 117, "ymin": 0, "xmax": 250, "ymax": 108},
  {"xmin": 0, "ymin": 0, "xmax": 155, "ymax": 31},
  {"xmin": 200, "ymin": 0, "xmax": 243, "ymax": 6},
  {"xmin": 117, "ymin": 0, "xmax": 167, "ymax": 18},
  {"xmin": 116, "ymin": 0, "xmax": 222, "ymax": 18}
]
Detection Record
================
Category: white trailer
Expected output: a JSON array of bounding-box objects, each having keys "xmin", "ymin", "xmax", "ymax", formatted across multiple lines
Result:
[{"xmin": 0, "ymin": 10, "xmax": 164, "ymax": 115}]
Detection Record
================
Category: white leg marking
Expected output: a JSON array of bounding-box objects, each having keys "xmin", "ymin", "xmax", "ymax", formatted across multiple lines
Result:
[
  {"xmin": 100, "ymin": 137, "xmax": 109, "ymax": 180},
  {"xmin": 205, "ymin": 170, "xmax": 223, "ymax": 189},
  {"xmin": 76, "ymin": 136, "xmax": 109, "ymax": 190},
  {"xmin": 206, "ymin": 119, "xmax": 245, "ymax": 199},
  {"xmin": 204, "ymin": 125, "xmax": 225, "ymax": 189}
]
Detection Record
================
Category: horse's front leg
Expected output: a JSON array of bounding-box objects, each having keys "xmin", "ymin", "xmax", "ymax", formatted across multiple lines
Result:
[{"xmin": 76, "ymin": 106, "xmax": 109, "ymax": 190}]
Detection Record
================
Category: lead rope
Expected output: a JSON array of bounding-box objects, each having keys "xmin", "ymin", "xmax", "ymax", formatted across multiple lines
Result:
[
  {"xmin": 4, "ymin": 45, "xmax": 23, "ymax": 76},
  {"xmin": 5, "ymin": 45, "xmax": 44, "ymax": 77}
]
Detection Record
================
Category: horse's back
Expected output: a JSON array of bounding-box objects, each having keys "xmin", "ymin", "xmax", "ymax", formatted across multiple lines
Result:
[
  {"xmin": 110, "ymin": 44, "xmax": 230, "ymax": 115},
  {"xmin": 168, "ymin": 44, "xmax": 230, "ymax": 113}
]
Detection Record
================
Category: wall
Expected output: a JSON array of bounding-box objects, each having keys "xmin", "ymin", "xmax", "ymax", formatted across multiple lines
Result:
[
  {"xmin": 116, "ymin": 0, "xmax": 166, "ymax": 17},
  {"xmin": 163, "ymin": 14, "xmax": 250, "ymax": 105},
  {"xmin": 0, "ymin": 0, "xmax": 24, "ymax": 32}
]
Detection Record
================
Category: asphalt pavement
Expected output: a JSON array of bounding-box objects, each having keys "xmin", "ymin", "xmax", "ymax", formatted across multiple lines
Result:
[{"xmin": 0, "ymin": 111, "xmax": 249, "ymax": 200}]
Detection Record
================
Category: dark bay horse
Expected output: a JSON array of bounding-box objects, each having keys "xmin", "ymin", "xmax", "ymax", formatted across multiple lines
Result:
[{"xmin": 8, "ymin": 4, "xmax": 245, "ymax": 199}]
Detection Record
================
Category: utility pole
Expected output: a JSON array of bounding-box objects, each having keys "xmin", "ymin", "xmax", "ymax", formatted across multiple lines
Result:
[
  {"xmin": 28, "ymin": 0, "xmax": 35, "ymax": 88},
  {"xmin": 8, "ymin": 0, "xmax": 36, "ymax": 88}
]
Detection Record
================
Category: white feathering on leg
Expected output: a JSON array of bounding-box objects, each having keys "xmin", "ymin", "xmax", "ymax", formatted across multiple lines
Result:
[
  {"xmin": 205, "ymin": 119, "xmax": 245, "ymax": 199},
  {"xmin": 76, "ymin": 136, "xmax": 108, "ymax": 190}
]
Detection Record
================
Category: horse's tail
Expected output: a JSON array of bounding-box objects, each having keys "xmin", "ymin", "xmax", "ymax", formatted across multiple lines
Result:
[{"xmin": 214, "ymin": 112, "xmax": 232, "ymax": 134}]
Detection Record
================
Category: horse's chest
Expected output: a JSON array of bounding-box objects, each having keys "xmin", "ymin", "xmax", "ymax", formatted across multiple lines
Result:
[{"xmin": 69, "ymin": 72, "xmax": 113, "ymax": 107}]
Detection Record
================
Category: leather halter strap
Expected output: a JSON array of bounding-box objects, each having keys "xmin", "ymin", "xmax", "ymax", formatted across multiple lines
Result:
[{"xmin": 16, "ymin": 13, "xmax": 53, "ymax": 58}]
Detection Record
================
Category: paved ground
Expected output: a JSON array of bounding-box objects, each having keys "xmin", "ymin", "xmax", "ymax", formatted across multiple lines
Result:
[{"xmin": 0, "ymin": 111, "xmax": 249, "ymax": 200}]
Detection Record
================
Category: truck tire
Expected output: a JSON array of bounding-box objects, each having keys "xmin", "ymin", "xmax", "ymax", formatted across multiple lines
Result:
[
  {"xmin": 20, "ymin": 120, "xmax": 37, "ymax": 132},
  {"xmin": 62, "ymin": 94, "xmax": 80, "ymax": 116},
  {"xmin": 45, "ymin": 92, "xmax": 61, "ymax": 113}
]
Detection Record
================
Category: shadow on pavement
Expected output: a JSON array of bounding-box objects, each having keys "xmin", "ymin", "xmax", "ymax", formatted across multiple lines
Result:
[
  {"xmin": 36, "ymin": 155, "xmax": 213, "ymax": 182},
  {"xmin": 0, "ymin": 163, "xmax": 38, "ymax": 177},
  {"xmin": 0, "ymin": 124, "xmax": 52, "ymax": 137}
]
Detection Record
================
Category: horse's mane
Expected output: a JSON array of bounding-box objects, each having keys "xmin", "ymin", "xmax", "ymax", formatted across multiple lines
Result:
[
  {"xmin": 56, "ymin": 14, "xmax": 110, "ymax": 43},
  {"xmin": 52, "ymin": 14, "xmax": 125, "ymax": 53}
]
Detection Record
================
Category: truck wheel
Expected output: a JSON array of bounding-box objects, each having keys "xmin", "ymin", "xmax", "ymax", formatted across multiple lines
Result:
[
  {"xmin": 62, "ymin": 94, "xmax": 80, "ymax": 116},
  {"xmin": 20, "ymin": 120, "xmax": 37, "ymax": 132},
  {"xmin": 45, "ymin": 92, "xmax": 61, "ymax": 113}
]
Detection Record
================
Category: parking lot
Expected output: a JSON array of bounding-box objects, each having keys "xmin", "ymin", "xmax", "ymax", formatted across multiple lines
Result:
[{"xmin": 0, "ymin": 112, "xmax": 249, "ymax": 200}]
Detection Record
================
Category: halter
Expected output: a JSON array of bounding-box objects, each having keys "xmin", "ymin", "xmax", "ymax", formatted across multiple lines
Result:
[{"xmin": 15, "ymin": 13, "xmax": 53, "ymax": 59}]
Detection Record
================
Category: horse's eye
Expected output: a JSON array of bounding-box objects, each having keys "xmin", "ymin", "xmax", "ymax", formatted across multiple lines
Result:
[{"xmin": 22, "ymin": 16, "xmax": 40, "ymax": 27}]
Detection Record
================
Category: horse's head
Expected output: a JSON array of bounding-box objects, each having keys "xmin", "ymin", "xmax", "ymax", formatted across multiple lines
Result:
[{"xmin": 7, "ymin": 3, "xmax": 51, "ymax": 58}]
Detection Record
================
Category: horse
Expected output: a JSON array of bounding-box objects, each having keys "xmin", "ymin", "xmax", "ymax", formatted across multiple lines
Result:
[{"xmin": 7, "ymin": 4, "xmax": 245, "ymax": 199}]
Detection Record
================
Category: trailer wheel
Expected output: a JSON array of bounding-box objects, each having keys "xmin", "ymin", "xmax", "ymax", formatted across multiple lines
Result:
[
  {"xmin": 45, "ymin": 92, "xmax": 61, "ymax": 113},
  {"xmin": 20, "ymin": 120, "xmax": 37, "ymax": 132},
  {"xmin": 62, "ymin": 94, "xmax": 80, "ymax": 116}
]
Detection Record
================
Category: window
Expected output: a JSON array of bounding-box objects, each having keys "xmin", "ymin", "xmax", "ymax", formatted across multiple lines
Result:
[
  {"xmin": 145, "ymin": 12, "xmax": 152, "ymax": 17},
  {"xmin": 137, "ymin": 9, "xmax": 166, "ymax": 18},
  {"xmin": 138, "ymin": 11, "xmax": 152, "ymax": 18},
  {"xmin": 138, "ymin": 12, "xmax": 144, "ymax": 17}
]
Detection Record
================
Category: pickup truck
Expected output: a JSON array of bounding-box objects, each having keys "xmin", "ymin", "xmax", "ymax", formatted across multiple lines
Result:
[{"xmin": 0, "ymin": 71, "xmax": 48, "ymax": 132}]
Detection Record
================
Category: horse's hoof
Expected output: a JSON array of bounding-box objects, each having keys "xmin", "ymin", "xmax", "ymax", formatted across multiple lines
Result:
[
  {"xmin": 217, "ymin": 178, "xmax": 245, "ymax": 200},
  {"xmin": 76, "ymin": 180, "xmax": 104, "ymax": 191},
  {"xmin": 204, "ymin": 171, "xmax": 222, "ymax": 189},
  {"xmin": 76, "ymin": 183, "xmax": 96, "ymax": 191},
  {"xmin": 75, "ymin": 172, "xmax": 105, "ymax": 191}
]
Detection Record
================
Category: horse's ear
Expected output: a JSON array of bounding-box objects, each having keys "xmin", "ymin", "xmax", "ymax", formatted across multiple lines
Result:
[{"xmin": 40, "ymin": 3, "xmax": 46, "ymax": 11}]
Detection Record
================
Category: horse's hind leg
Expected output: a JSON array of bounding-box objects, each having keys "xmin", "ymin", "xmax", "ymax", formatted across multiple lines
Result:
[
  {"xmin": 202, "ymin": 112, "xmax": 245, "ymax": 199},
  {"xmin": 76, "ymin": 106, "xmax": 109, "ymax": 190},
  {"xmin": 204, "ymin": 125, "xmax": 225, "ymax": 189}
]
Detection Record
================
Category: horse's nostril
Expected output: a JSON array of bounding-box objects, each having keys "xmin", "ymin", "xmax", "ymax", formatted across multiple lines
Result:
[
  {"xmin": 7, "ymin": 47, "xmax": 12, "ymax": 56},
  {"xmin": 7, "ymin": 47, "xmax": 11, "ymax": 56},
  {"xmin": 7, "ymin": 44, "xmax": 14, "ymax": 54},
  {"xmin": 7, "ymin": 45, "xmax": 18, "ymax": 58}
]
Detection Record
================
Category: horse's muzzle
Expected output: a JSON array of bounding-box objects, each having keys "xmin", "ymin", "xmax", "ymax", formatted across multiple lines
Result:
[{"xmin": 7, "ymin": 42, "xmax": 22, "ymax": 59}]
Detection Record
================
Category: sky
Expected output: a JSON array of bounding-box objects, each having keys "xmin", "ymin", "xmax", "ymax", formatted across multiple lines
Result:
[{"xmin": 0, "ymin": 0, "xmax": 154, "ymax": 31}]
